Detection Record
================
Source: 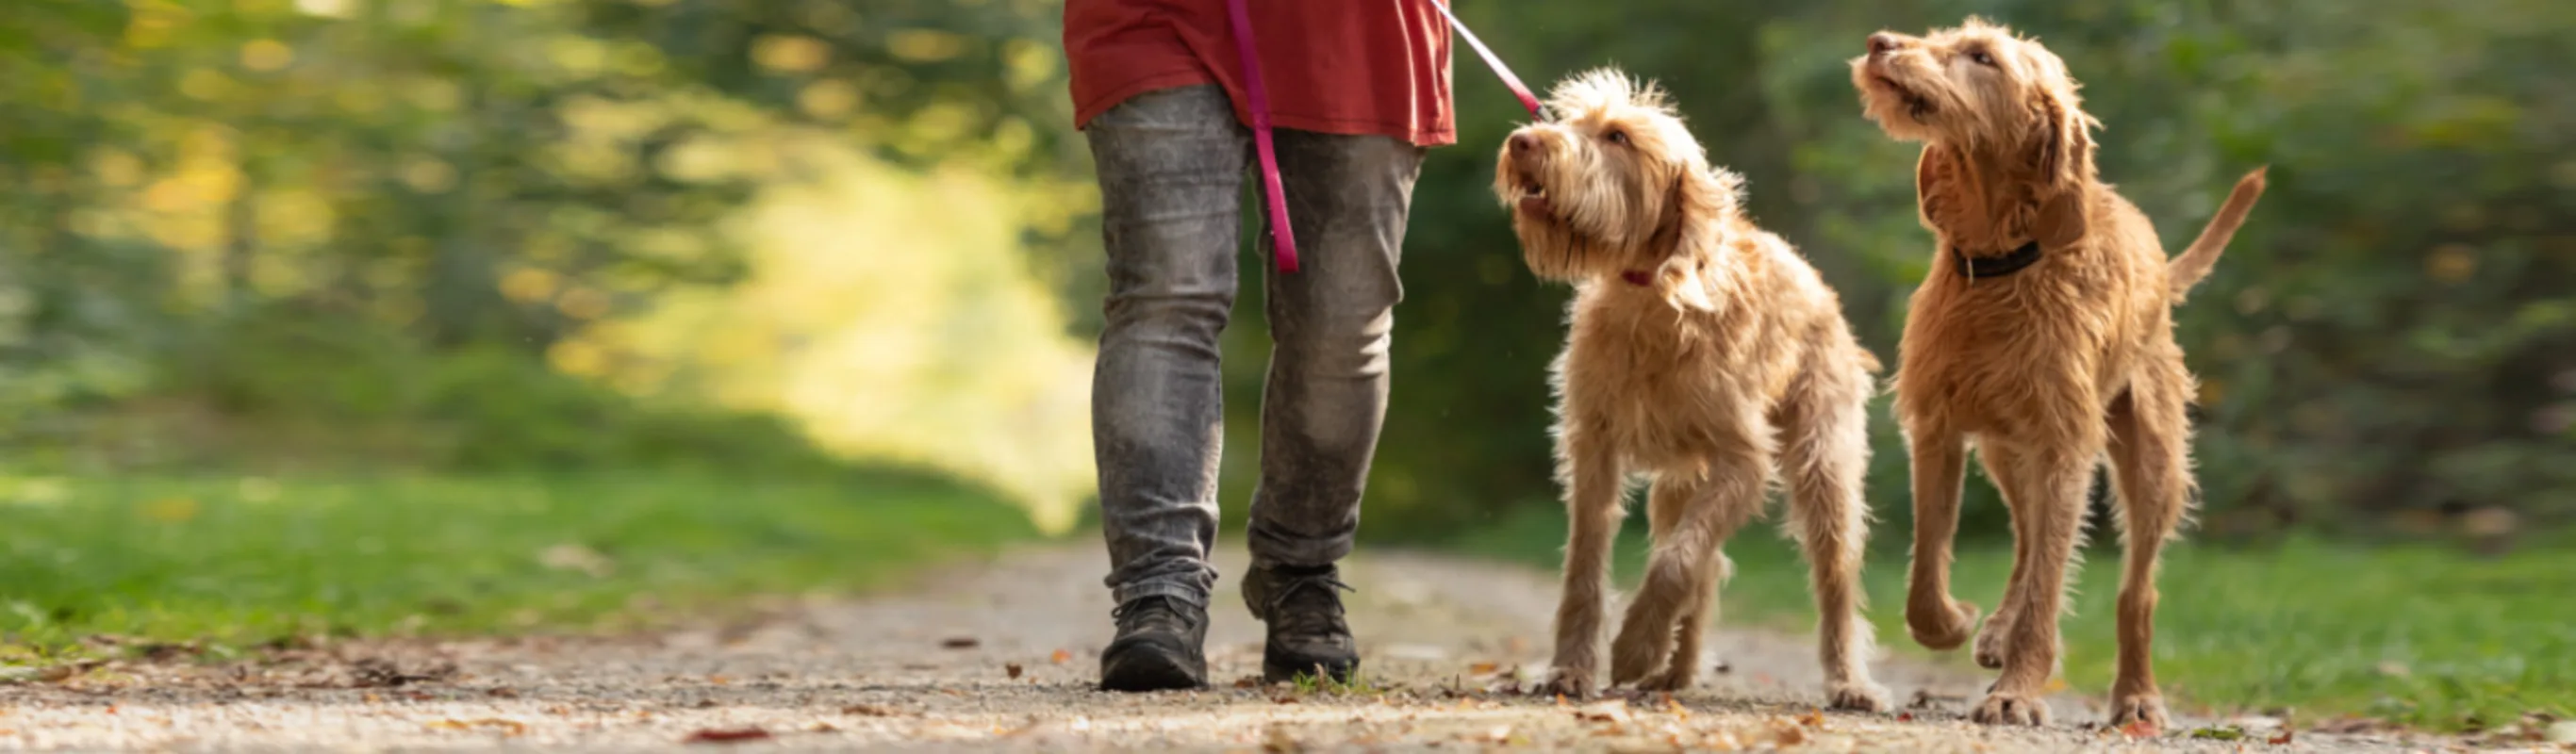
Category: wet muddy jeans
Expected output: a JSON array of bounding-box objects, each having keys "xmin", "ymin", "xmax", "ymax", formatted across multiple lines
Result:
[{"xmin": 1084, "ymin": 85, "xmax": 1424, "ymax": 610}]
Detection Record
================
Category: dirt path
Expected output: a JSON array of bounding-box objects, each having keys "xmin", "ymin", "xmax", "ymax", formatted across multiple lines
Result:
[{"xmin": 0, "ymin": 544, "xmax": 2450, "ymax": 752}]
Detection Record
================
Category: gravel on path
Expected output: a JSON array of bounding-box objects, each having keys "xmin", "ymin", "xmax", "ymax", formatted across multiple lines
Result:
[{"xmin": 0, "ymin": 543, "xmax": 2461, "ymax": 752}]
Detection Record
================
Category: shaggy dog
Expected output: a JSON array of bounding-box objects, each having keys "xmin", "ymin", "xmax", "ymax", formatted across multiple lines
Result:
[
  {"xmin": 1850, "ymin": 18, "xmax": 2267, "ymax": 731},
  {"xmin": 1494, "ymin": 69, "xmax": 1888, "ymax": 711}
]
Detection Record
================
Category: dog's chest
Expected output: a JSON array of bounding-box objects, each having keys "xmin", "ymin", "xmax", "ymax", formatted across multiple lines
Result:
[{"xmin": 1560, "ymin": 301, "xmax": 1792, "ymax": 466}]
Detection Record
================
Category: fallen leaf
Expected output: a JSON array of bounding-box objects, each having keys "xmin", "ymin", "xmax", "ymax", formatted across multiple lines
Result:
[
  {"xmin": 1468, "ymin": 662, "xmax": 1500, "ymax": 675},
  {"xmin": 1575, "ymin": 700, "xmax": 1632, "ymax": 724},
  {"xmin": 2043, "ymin": 677, "xmax": 2070, "ymax": 694},
  {"xmin": 2118, "ymin": 717, "xmax": 2161, "ymax": 738},
  {"xmin": 426, "ymin": 718, "xmax": 528, "ymax": 736},
  {"xmin": 1233, "ymin": 676, "xmax": 1262, "ymax": 689},
  {"xmin": 841, "ymin": 704, "xmax": 898, "ymax": 716},
  {"xmin": 2187, "ymin": 725, "xmax": 2244, "ymax": 741},
  {"xmin": 2268, "ymin": 729, "xmax": 2296, "ymax": 746},
  {"xmin": 940, "ymin": 636, "xmax": 981, "ymax": 649},
  {"xmin": 1896, "ymin": 711, "xmax": 1914, "ymax": 722},
  {"xmin": 808, "ymin": 722, "xmax": 838, "ymax": 732},
  {"xmin": 1050, "ymin": 648, "xmax": 1073, "ymax": 664},
  {"xmin": 684, "ymin": 728, "xmax": 772, "ymax": 744},
  {"xmin": 1766, "ymin": 719, "xmax": 1808, "ymax": 746},
  {"xmin": 487, "ymin": 687, "xmax": 521, "ymax": 698},
  {"xmin": 1798, "ymin": 708, "xmax": 1825, "ymax": 729},
  {"xmin": 707, "ymin": 675, "xmax": 731, "ymax": 685},
  {"xmin": 1005, "ymin": 664, "xmax": 1023, "ymax": 680}
]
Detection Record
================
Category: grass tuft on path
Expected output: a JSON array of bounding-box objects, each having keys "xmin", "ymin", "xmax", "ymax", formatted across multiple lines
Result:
[
  {"xmin": 0, "ymin": 470, "xmax": 1038, "ymax": 661},
  {"xmin": 1449, "ymin": 506, "xmax": 2575, "ymax": 731}
]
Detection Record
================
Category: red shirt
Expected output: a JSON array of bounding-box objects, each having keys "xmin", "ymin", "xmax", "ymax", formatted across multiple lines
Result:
[{"xmin": 1065, "ymin": 0, "xmax": 1457, "ymax": 147}]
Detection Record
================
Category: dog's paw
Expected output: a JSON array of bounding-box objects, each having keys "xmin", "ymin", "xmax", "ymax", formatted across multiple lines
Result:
[
  {"xmin": 1633, "ymin": 664, "xmax": 1696, "ymax": 693},
  {"xmin": 1971, "ymin": 612, "xmax": 2011, "ymax": 669},
  {"xmin": 1825, "ymin": 680, "xmax": 1892, "ymax": 713},
  {"xmin": 2106, "ymin": 690, "xmax": 2169, "ymax": 735},
  {"xmin": 1967, "ymin": 691, "xmax": 2049, "ymax": 727},
  {"xmin": 1907, "ymin": 598, "xmax": 1980, "ymax": 651},
  {"xmin": 1607, "ymin": 624, "xmax": 1676, "ymax": 686},
  {"xmin": 1539, "ymin": 667, "xmax": 1597, "ymax": 699}
]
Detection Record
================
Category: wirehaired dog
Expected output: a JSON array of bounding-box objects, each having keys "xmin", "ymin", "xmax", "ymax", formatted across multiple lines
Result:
[
  {"xmin": 1494, "ymin": 69, "xmax": 1888, "ymax": 710},
  {"xmin": 1851, "ymin": 18, "xmax": 2267, "ymax": 731}
]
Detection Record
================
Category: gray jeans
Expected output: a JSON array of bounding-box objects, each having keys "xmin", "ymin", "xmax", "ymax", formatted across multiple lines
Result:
[{"xmin": 1085, "ymin": 85, "xmax": 1425, "ymax": 608}]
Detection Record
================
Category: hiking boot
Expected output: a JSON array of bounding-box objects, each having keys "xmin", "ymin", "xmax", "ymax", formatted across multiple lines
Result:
[
  {"xmin": 1098, "ymin": 596, "xmax": 1208, "ymax": 692},
  {"xmin": 1243, "ymin": 564, "xmax": 1359, "ymax": 683}
]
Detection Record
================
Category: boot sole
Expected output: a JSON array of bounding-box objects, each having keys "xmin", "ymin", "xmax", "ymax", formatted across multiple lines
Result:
[{"xmin": 1100, "ymin": 640, "xmax": 1206, "ymax": 692}]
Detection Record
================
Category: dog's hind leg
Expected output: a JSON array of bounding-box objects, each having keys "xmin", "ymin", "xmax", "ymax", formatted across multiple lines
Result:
[
  {"xmin": 1778, "ymin": 364, "xmax": 1890, "ymax": 712},
  {"xmin": 2103, "ymin": 355, "xmax": 2194, "ymax": 734},
  {"xmin": 1542, "ymin": 426, "xmax": 1627, "ymax": 698},
  {"xmin": 1627, "ymin": 475, "xmax": 1745, "ymax": 692},
  {"xmin": 1610, "ymin": 423, "xmax": 1769, "ymax": 688}
]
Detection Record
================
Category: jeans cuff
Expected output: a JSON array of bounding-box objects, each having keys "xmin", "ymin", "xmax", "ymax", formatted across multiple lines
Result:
[{"xmin": 1113, "ymin": 580, "xmax": 1209, "ymax": 609}]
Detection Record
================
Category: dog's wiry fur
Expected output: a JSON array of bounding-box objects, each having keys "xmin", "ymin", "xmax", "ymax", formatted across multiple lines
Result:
[
  {"xmin": 1495, "ymin": 69, "xmax": 1888, "ymax": 710},
  {"xmin": 1850, "ymin": 18, "xmax": 2267, "ymax": 732}
]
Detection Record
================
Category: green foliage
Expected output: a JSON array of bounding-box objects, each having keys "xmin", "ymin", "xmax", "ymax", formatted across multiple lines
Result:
[
  {"xmin": 1453, "ymin": 508, "xmax": 2576, "ymax": 730},
  {"xmin": 0, "ymin": 470, "xmax": 1036, "ymax": 656},
  {"xmin": 21, "ymin": 303, "xmax": 849, "ymax": 478}
]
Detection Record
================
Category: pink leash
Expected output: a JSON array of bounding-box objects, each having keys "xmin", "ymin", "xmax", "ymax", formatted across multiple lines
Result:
[{"xmin": 1225, "ymin": 0, "xmax": 1542, "ymax": 274}]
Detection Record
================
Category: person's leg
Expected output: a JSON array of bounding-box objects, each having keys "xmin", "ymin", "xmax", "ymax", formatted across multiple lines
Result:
[
  {"xmin": 1238, "ymin": 129, "xmax": 1425, "ymax": 682},
  {"xmin": 1084, "ymin": 85, "xmax": 1248, "ymax": 691}
]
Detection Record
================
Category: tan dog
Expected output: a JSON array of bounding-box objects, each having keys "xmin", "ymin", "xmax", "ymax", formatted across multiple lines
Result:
[
  {"xmin": 1849, "ymin": 18, "xmax": 2267, "ymax": 731},
  {"xmin": 1494, "ymin": 69, "xmax": 1888, "ymax": 711}
]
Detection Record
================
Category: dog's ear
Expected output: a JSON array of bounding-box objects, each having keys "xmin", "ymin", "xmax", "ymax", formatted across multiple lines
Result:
[
  {"xmin": 1915, "ymin": 144, "xmax": 1960, "ymax": 227},
  {"xmin": 1654, "ymin": 167, "xmax": 1739, "ymax": 312},
  {"xmin": 1653, "ymin": 256, "xmax": 1717, "ymax": 312},
  {"xmin": 2027, "ymin": 83, "xmax": 2095, "ymax": 195}
]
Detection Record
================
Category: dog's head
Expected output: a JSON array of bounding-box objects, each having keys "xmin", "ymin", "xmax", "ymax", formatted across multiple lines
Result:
[
  {"xmin": 1494, "ymin": 68, "xmax": 1742, "ymax": 308},
  {"xmin": 1849, "ymin": 18, "xmax": 2099, "ymax": 194}
]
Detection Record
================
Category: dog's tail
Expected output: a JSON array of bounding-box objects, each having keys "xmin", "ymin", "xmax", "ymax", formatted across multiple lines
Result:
[{"xmin": 2166, "ymin": 166, "xmax": 2269, "ymax": 299}]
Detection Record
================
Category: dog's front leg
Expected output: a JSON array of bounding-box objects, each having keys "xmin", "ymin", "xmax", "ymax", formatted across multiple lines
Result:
[
  {"xmin": 1903, "ymin": 425, "xmax": 1980, "ymax": 650},
  {"xmin": 1542, "ymin": 429, "xmax": 1625, "ymax": 698},
  {"xmin": 1970, "ymin": 448, "xmax": 2094, "ymax": 727}
]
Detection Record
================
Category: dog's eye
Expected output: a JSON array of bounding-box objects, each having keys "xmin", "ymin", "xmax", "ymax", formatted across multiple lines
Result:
[
  {"xmin": 1967, "ymin": 50, "xmax": 1996, "ymax": 67},
  {"xmin": 1603, "ymin": 130, "xmax": 1628, "ymax": 146}
]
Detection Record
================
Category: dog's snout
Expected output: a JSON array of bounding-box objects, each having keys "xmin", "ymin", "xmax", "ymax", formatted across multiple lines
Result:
[
  {"xmin": 1509, "ymin": 132, "xmax": 1539, "ymax": 156},
  {"xmin": 1867, "ymin": 32, "xmax": 1901, "ymax": 56}
]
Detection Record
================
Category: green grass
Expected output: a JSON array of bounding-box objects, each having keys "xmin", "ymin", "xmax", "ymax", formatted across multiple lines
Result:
[
  {"xmin": 0, "ymin": 469, "xmax": 1039, "ymax": 662},
  {"xmin": 1450, "ymin": 505, "xmax": 2576, "ymax": 731}
]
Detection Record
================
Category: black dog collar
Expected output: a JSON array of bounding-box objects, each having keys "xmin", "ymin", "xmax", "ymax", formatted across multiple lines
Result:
[{"xmin": 1952, "ymin": 239, "xmax": 2043, "ymax": 280}]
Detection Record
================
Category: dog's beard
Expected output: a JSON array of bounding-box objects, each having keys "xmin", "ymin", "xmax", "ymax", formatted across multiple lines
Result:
[
  {"xmin": 1876, "ymin": 76, "xmax": 1935, "ymax": 122},
  {"xmin": 1511, "ymin": 188, "xmax": 1650, "ymax": 283},
  {"xmin": 1855, "ymin": 63, "xmax": 1945, "ymax": 138}
]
